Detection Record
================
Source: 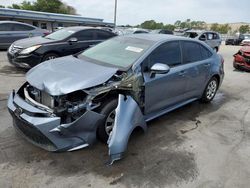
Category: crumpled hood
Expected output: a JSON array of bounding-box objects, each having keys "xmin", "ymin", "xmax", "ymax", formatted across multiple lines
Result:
[
  {"xmin": 13, "ymin": 36, "xmax": 56, "ymax": 48},
  {"xmin": 26, "ymin": 56, "xmax": 118, "ymax": 96}
]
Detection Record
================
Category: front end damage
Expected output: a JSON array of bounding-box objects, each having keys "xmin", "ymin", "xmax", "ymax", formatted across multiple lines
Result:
[
  {"xmin": 8, "ymin": 88, "xmax": 105, "ymax": 151},
  {"xmin": 233, "ymin": 48, "xmax": 250, "ymax": 71},
  {"xmin": 8, "ymin": 68, "xmax": 147, "ymax": 163}
]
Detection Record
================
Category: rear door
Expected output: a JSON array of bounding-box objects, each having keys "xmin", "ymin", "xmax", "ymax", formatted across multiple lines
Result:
[
  {"xmin": 95, "ymin": 30, "xmax": 116, "ymax": 42},
  {"xmin": 11, "ymin": 23, "xmax": 35, "ymax": 42},
  {"xmin": 205, "ymin": 32, "xmax": 216, "ymax": 49},
  {"xmin": 181, "ymin": 41, "xmax": 212, "ymax": 98},
  {"xmin": 143, "ymin": 41, "xmax": 188, "ymax": 115}
]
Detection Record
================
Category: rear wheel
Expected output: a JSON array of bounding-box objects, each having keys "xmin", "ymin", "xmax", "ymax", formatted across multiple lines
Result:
[
  {"xmin": 97, "ymin": 99, "xmax": 117, "ymax": 143},
  {"xmin": 200, "ymin": 77, "xmax": 218, "ymax": 103},
  {"xmin": 42, "ymin": 53, "xmax": 59, "ymax": 62}
]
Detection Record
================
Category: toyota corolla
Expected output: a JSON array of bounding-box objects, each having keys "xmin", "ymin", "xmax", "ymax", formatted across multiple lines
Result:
[{"xmin": 8, "ymin": 34, "xmax": 224, "ymax": 164}]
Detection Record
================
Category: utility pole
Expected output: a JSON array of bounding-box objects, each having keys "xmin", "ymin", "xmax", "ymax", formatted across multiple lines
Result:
[{"xmin": 114, "ymin": 0, "xmax": 117, "ymax": 28}]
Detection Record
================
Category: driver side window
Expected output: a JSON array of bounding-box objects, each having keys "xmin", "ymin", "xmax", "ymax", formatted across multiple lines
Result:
[{"xmin": 143, "ymin": 41, "xmax": 181, "ymax": 71}]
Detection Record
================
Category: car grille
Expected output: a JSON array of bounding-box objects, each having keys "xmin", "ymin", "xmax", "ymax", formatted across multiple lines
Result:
[
  {"xmin": 11, "ymin": 111, "xmax": 56, "ymax": 151},
  {"xmin": 9, "ymin": 45, "xmax": 23, "ymax": 55}
]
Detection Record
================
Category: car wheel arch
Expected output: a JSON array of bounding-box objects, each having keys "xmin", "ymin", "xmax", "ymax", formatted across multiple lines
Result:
[
  {"xmin": 211, "ymin": 74, "xmax": 220, "ymax": 85},
  {"xmin": 42, "ymin": 51, "xmax": 60, "ymax": 61}
]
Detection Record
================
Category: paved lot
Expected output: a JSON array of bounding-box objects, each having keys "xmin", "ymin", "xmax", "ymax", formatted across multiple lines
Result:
[{"xmin": 0, "ymin": 45, "xmax": 250, "ymax": 188}]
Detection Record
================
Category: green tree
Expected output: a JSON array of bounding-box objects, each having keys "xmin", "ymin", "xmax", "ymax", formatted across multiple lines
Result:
[
  {"xmin": 210, "ymin": 23, "xmax": 231, "ymax": 34},
  {"xmin": 8, "ymin": 0, "xmax": 77, "ymax": 15},
  {"xmin": 164, "ymin": 24, "xmax": 175, "ymax": 31},
  {"xmin": 219, "ymin": 24, "xmax": 231, "ymax": 34},
  {"xmin": 174, "ymin": 20, "xmax": 181, "ymax": 27},
  {"xmin": 239, "ymin": 25, "xmax": 250, "ymax": 34},
  {"xmin": 210, "ymin": 23, "xmax": 219, "ymax": 31},
  {"xmin": 140, "ymin": 20, "xmax": 175, "ymax": 30},
  {"xmin": 0, "ymin": 5, "xmax": 5, "ymax": 8}
]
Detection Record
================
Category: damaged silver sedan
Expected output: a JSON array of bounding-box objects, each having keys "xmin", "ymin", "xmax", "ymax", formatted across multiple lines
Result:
[{"xmin": 8, "ymin": 34, "xmax": 224, "ymax": 164}]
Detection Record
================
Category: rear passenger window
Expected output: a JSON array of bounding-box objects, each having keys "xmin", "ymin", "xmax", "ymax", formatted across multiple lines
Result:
[
  {"xmin": 182, "ymin": 41, "xmax": 202, "ymax": 63},
  {"xmin": 213, "ymin": 33, "xmax": 220, "ymax": 39},
  {"xmin": 207, "ymin": 33, "xmax": 213, "ymax": 40},
  {"xmin": 12, "ymin": 24, "xmax": 34, "ymax": 31},
  {"xmin": 96, "ymin": 30, "xmax": 114, "ymax": 40},
  {"xmin": 74, "ymin": 30, "xmax": 94, "ymax": 41},
  {"xmin": 0, "ymin": 23, "xmax": 13, "ymax": 31},
  {"xmin": 149, "ymin": 41, "xmax": 181, "ymax": 67},
  {"xmin": 200, "ymin": 45, "xmax": 212, "ymax": 59}
]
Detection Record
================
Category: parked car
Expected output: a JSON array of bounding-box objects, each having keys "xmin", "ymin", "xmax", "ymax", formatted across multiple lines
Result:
[
  {"xmin": 225, "ymin": 34, "xmax": 250, "ymax": 46},
  {"xmin": 241, "ymin": 35, "xmax": 250, "ymax": 46},
  {"xmin": 184, "ymin": 30, "xmax": 222, "ymax": 52},
  {"xmin": 0, "ymin": 21, "xmax": 49, "ymax": 49},
  {"xmin": 151, "ymin": 29, "xmax": 174, "ymax": 35},
  {"xmin": 7, "ymin": 26, "xmax": 116, "ymax": 68},
  {"xmin": 233, "ymin": 46, "xmax": 250, "ymax": 71},
  {"xmin": 8, "ymin": 34, "xmax": 224, "ymax": 164}
]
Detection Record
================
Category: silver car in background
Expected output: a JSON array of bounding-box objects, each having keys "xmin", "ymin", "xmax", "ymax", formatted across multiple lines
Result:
[
  {"xmin": 184, "ymin": 30, "xmax": 222, "ymax": 52},
  {"xmin": 0, "ymin": 21, "xmax": 49, "ymax": 49}
]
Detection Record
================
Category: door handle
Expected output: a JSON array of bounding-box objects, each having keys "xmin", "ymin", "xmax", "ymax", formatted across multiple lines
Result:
[
  {"xmin": 178, "ymin": 71, "xmax": 186, "ymax": 76},
  {"xmin": 204, "ymin": 63, "xmax": 211, "ymax": 67}
]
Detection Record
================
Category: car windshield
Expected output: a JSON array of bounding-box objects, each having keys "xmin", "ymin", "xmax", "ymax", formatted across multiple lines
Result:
[
  {"xmin": 244, "ymin": 35, "xmax": 250, "ymax": 39},
  {"xmin": 44, "ymin": 28, "xmax": 76, "ymax": 40},
  {"xmin": 80, "ymin": 37, "xmax": 153, "ymax": 68}
]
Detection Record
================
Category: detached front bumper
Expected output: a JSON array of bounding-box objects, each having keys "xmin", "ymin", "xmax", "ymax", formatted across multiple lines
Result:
[
  {"xmin": 7, "ymin": 91, "xmax": 105, "ymax": 152},
  {"xmin": 7, "ymin": 52, "xmax": 42, "ymax": 69}
]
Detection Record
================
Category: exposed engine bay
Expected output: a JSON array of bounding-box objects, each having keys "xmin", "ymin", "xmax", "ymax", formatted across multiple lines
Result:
[
  {"xmin": 20, "ymin": 69, "xmax": 144, "ymax": 123},
  {"xmin": 9, "ymin": 68, "xmax": 146, "ymax": 164}
]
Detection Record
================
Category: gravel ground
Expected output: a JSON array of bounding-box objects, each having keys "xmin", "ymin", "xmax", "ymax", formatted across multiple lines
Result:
[{"xmin": 0, "ymin": 45, "xmax": 250, "ymax": 188}]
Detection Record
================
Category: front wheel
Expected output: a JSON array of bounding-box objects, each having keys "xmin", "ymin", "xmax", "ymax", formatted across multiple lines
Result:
[
  {"xmin": 42, "ymin": 53, "xmax": 59, "ymax": 62},
  {"xmin": 200, "ymin": 77, "xmax": 218, "ymax": 103},
  {"xmin": 97, "ymin": 99, "xmax": 118, "ymax": 143}
]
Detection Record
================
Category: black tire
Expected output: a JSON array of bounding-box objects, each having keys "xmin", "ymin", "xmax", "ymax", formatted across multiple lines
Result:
[
  {"xmin": 200, "ymin": 77, "xmax": 218, "ymax": 103},
  {"xmin": 42, "ymin": 53, "xmax": 59, "ymax": 62},
  {"xmin": 214, "ymin": 47, "xmax": 218, "ymax": 53},
  {"xmin": 233, "ymin": 62, "xmax": 239, "ymax": 70},
  {"xmin": 97, "ymin": 99, "xmax": 118, "ymax": 143}
]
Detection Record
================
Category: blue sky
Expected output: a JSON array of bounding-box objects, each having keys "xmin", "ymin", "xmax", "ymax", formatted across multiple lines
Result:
[{"xmin": 1, "ymin": 0, "xmax": 250, "ymax": 25}]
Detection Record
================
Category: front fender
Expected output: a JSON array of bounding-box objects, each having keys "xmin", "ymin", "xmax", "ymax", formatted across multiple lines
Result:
[{"xmin": 108, "ymin": 94, "xmax": 147, "ymax": 165}]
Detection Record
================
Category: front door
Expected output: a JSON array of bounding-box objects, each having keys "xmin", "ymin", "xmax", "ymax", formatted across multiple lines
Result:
[{"xmin": 143, "ymin": 41, "xmax": 188, "ymax": 115}]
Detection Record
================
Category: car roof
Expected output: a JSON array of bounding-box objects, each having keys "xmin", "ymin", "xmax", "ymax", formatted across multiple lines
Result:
[
  {"xmin": 0, "ymin": 21, "xmax": 35, "ymax": 27},
  {"xmin": 63, "ymin": 26, "xmax": 113, "ymax": 32},
  {"xmin": 123, "ymin": 34, "xmax": 192, "ymax": 43},
  {"xmin": 0, "ymin": 21, "xmax": 40, "ymax": 29},
  {"xmin": 186, "ymin": 30, "xmax": 219, "ymax": 34}
]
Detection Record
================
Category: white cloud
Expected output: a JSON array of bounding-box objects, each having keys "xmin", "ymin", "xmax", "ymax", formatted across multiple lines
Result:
[{"xmin": 1, "ymin": 0, "xmax": 250, "ymax": 25}]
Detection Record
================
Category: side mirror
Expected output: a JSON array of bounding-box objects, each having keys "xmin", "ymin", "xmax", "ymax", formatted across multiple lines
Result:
[
  {"xmin": 68, "ymin": 37, "xmax": 78, "ymax": 43},
  {"xmin": 150, "ymin": 63, "xmax": 170, "ymax": 77}
]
